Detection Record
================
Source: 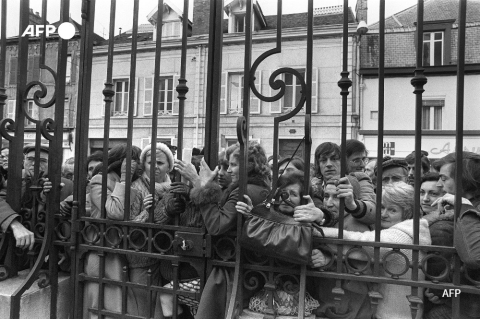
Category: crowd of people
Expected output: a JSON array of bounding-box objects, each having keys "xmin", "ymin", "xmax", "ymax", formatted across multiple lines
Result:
[{"xmin": 1, "ymin": 139, "xmax": 480, "ymax": 319}]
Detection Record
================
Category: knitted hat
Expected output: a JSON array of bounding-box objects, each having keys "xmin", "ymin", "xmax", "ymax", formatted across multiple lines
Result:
[
  {"xmin": 374, "ymin": 156, "xmax": 408, "ymax": 176},
  {"xmin": 140, "ymin": 142, "xmax": 174, "ymax": 172}
]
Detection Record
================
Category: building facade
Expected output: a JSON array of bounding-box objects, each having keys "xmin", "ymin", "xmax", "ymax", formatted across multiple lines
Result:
[
  {"xmin": 3, "ymin": 10, "xmax": 103, "ymax": 159},
  {"xmin": 358, "ymin": 0, "xmax": 480, "ymax": 159},
  {"xmin": 87, "ymin": 0, "xmax": 361, "ymax": 160}
]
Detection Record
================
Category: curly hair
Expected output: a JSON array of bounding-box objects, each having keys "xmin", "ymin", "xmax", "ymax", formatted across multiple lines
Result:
[
  {"xmin": 92, "ymin": 144, "xmax": 142, "ymax": 179},
  {"xmin": 382, "ymin": 182, "xmax": 414, "ymax": 220},
  {"xmin": 227, "ymin": 141, "xmax": 271, "ymax": 185}
]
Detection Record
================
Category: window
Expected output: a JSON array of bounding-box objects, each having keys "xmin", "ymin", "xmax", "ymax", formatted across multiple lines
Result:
[
  {"xmin": 283, "ymin": 71, "xmax": 305, "ymax": 112},
  {"xmin": 422, "ymin": 99, "xmax": 443, "ymax": 130},
  {"xmin": 228, "ymin": 74, "xmax": 244, "ymax": 114},
  {"xmin": 163, "ymin": 22, "xmax": 181, "ymax": 38},
  {"xmin": 25, "ymin": 100, "xmax": 39, "ymax": 126},
  {"xmin": 159, "ymin": 77, "xmax": 174, "ymax": 114},
  {"xmin": 113, "ymin": 80, "xmax": 129, "ymax": 116},
  {"xmin": 423, "ymin": 31, "xmax": 443, "ymax": 66}
]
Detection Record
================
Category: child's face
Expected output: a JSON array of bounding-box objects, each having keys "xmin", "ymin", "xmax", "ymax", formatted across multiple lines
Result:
[{"xmin": 278, "ymin": 184, "xmax": 302, "ymax": 215}]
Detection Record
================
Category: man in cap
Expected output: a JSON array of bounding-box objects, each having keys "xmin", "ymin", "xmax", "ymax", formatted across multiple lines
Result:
[
  {"xmin": 374, "ymin": 156, "xmax": 409, "ymax": 185},
  {"xmin": 22, "ymin": 144, "xmax": 73, "ymax": 207}
]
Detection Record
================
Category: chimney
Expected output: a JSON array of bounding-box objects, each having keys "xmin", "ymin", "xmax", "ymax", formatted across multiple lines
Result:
[
  {"xmin": 355, "ymin": 0, "xmax": 368, "ymax": 24},
  {"xmin": 192, "ymin": 0, "xmax": 211, "ymax": 36},
  {"xmin": 28, "ymin": 7, "xmax": 48, "ymax": 25}
]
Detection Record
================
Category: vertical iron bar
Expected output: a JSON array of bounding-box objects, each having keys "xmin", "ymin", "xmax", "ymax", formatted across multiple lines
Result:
[
  {"xmin": 304, "ymin": 0, "xmax": 313, "ymax": 193},
  {"xmin": 203, "ymin": 0, "xmax": 223, "ymax": 169},
  {"xmin": 409, "ymin": 0, "xmax": 428, "ymax": 316},
  {"xmin": 149, "ymin": 0, "xmax": 164, "ymax": 223},
  {"xmin": 176, "ymin": 0, "xmax": 190, "ymax": 163},
  {"xmin": 124, "ymin": 0, "xmax": 139, "ymax": 222},
  {"xmin": 271, "ymin": 0, "xmax": 282, "ymax": 193},
  {"xmin": 453, "ymin": 1, "xmax": 467, "ymax": 318},
  {"xmin": 73, "ymin": 0, "xmax": 97, "ymax": 317},
  {"xmin": 335, "ymin": 0, "xmax": 353, "ymax": 310},
  {"xmin": 40, "ymin": 0, "xmax": 47, "ymax": 65},
  {"xmin": 374, "ymin": 0, "xmax": 385, "ymax": 278}
]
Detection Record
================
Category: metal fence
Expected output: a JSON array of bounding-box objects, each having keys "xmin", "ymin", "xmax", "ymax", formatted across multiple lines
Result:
[{"xmin": 0, "ymin": 0, "xmax": 479, "ymax": 318}]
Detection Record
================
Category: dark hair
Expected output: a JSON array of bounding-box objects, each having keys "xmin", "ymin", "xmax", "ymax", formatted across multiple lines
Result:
[
  {"xmin": 92, "ymin": 144, "xmax": 141, "ymax": 178},
  {"xmin": 405, "ymin": 150, "xmax": 430, "ymax": 174},
  {"xmin": 344, "ymin": 139, "xmax": 368, "ymax": 158},
  {"xmin": 87, "ymin": 151, "xmax": 103, "ymax": 167},
  {"xmin": 227, "ymin": 141, "xmax": 271, "ymax": 185},
  {"xmin": 276, "ymin": 170, "xmax": 308, "ymax": 199},
  {"xmin": 314, "ymin": 142, "xmax": 340, "ymax": 177},
  {"xmin": 278, "ymin": 156, "xmax": 305, "ymax": 172},
  {"xmin": 218, "ymin": 152, "xmax": 228, "ymax": 170},
  {"xmin": 432, "ymin": 152, "xmax": 480, "ymax": 195},
  {"xmin": 421, "ymin": 171, "xmax": 439, "ymax": 184}
]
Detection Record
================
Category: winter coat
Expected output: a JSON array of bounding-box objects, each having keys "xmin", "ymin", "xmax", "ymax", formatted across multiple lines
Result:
[{"xmin": 317, "ymin": 219, "xmax": 431, "ymax": 319}]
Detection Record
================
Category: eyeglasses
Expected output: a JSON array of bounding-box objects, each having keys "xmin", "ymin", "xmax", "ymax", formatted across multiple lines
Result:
[{"xmin": 350, "ymin": 157, "xmax": 369, "ymax": 165}]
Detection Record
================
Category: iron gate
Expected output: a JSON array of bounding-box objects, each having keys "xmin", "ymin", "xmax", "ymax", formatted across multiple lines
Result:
[{"xmin": 0, "ymin": 0, "xmax": 479, "ymax": 318}]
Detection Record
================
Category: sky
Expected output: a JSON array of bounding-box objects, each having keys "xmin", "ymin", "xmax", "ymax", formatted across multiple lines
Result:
[{"xmin": 2, "ymin": 0, "xmax": 419, "ymax": 39}]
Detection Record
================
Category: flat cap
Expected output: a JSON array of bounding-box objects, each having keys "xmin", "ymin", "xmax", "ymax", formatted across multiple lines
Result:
[{"xmin": 23, "ymin": 143, "xmax": 50, "ymax": 155}]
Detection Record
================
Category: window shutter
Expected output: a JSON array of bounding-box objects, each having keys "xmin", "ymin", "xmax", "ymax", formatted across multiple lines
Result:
[
  {"xmin": 27, "ymin": 56, "xmax": 33, "ymax": 83},
  {"xmin": 269, "ymin": 70, "xmax": 281, "ymax": 113},
  {"xmin": 311, "ymin": 67, "xmax": 318, "ymax": 114},
  {"xmin": 9, "ymin": 57, "xmax": 17, "ymax": 85},
  {"xmin": 250, "ymin": 70, "xmax": 261, "ymax": 114},
  {"xmin": 172, "ymin": 74, "xmax": 179, "ymax": 115},
  {"xmin": 7, "ymin": 100, "xmax": 15, "ymax": 119},
  {"xmin": 133, "ymin": 77, "xmax": 139, "ymax": 116},
  {"xmin": 33, "ymin": 56, "xmax": 40, "ymax": 81},
  {"xmin": 71, "ymin": 55, "xmax": 77, "ymax": 84},
  {"xmin": 220, "ymin": 72, "xmax": 228, "ymax": 114},
  {"xmin": 143, "ymin": 77, "xmax": 152, "ymax": 116}
]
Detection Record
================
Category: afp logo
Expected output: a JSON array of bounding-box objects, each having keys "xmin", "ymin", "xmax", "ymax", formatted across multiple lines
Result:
[{"xmin": 21, "ymin": 22, "xmax": 75, "ymax": 40}]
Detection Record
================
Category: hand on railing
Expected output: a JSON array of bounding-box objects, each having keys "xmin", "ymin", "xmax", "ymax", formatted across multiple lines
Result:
[
  {"xmin": 236, "ymin": 195, "xmax": 253, "ymax": 217},
  {"xmin": 9, "ymin": 219, "xmax": 35, "ymax": 250},
  {"xmin": 143, "ymin": 193, "xmax": 154, "ymax": 211},
  {"xmin": 336, "ymin": 176, "xmax": 358, "ymax": 211},
  {"xmin": 424, "ymin": 288, "xmax": 445, "ymax": 305},
  {"xmin": 310, "ymin": 248, "xmax": 331, "ymax": 268},
  {"xmin": 293, "ymin": 195, "xmax": 324, "ymax": 223}
]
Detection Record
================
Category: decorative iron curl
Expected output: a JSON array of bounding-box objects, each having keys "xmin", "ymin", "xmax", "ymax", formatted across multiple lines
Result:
[
  {"xmin": 55, "ymin": 220, "xmax": 72, "ymax": 241},
  {"xmin": 236, "ymin": 116, "xmax": 247, "ymax": 146},
  {"xmin": 34, "ymin": 222, "xmax": 46, "ymax": 239},
  {"xmin": 23, "ymin": 64, "xmax": 57, "ymax": 110},
  {"xmin": 40, "ymin": 118, "xmax": 56, "ymax": 141},
  {"xmin": 274, "ymin": 274, "xmax": 300, "ymax": 295},
  {"xmin": 0, "ymin": 118, "xmax": 15, "ymax": 141},
  {"xmin": 243, "ymin": 270, "xmax": 267, "ymax": 291}
]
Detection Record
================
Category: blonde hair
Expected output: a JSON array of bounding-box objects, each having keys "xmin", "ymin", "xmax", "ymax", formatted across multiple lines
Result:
[{"xmin": 382, "ymin": 182, "xmax": 414, "ymax": 220}]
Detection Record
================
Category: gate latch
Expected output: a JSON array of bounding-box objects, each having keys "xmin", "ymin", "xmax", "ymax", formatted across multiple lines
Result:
[
  {"xmin": 173, "ymin": 232, "xmax": 206, "ymax": 257},
  {"xmin": 180, "ymin": 239, "xmax": 193, "ymax": 251}
]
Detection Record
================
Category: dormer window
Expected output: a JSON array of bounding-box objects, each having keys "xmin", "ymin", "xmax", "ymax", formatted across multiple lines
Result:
[
  {"xmin": 163, "ymin": 21, "xmax": 181, "ymax": 38},
  {"xmin": 235, "ymin": 14, "xmax": 245, "ymax": 32}
]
